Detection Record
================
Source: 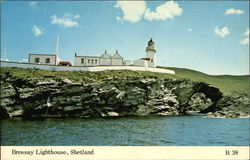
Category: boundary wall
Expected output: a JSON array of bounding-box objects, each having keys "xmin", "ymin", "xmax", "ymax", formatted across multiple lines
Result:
[{"xmin": 0, "ymin": 61, "xmax": 175, "ymax": 75}]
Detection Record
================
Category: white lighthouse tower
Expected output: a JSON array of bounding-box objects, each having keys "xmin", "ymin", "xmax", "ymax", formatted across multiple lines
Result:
[{"xmin": 146, "ymin": 38, "xmax": 156, "ymax": 67}]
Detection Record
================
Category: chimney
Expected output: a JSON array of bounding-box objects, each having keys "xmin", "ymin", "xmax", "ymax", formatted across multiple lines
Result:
[{"xmin": 56, "ymin": 34, "xmax": 60, "ymax": 58}]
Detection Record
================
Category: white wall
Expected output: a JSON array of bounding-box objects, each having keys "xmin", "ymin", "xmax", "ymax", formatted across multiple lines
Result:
[
  {"xmin": 111, "ymin": 58, "xmax": 123, "ymax": 66},
  {"xmin": 124, "ymin": 60, "xmax": 132, "ymax": 66},
  {"xmin": 146, "ymin": 50, "xmax": 156, "ymax": 67},
  {"xmin": 0, "ymin": 61, "xmax": 175, "ymax": 74},
  {"xmin": 1, "ymin": 61, "xmax": 59, "ymax": 71},
  {"xmin": 74, "ymin": 57, "xmax": 99, "ymax": 66},
  {"xmin": 29, "ymin": 55, "xmax": 57, "ymax": 65},
  {"xmin": 100, "ymin": 58, "xmax": 111, "ymax": 66},
  {"xmin": 133, "ymin": 59, "xmax": 147, "ymax": 67},
  {"xmin": 148, "ymin": 62, "xmax": 155, "ymax": 67},
  {"xmin": 75, "ymin": 57, "xmax": 123, "ymax": 66}
]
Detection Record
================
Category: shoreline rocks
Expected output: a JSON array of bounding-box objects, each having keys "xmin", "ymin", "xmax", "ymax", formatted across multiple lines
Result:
[
  {"xmin": 205, "ymin": 93, "xmax": 250, "ymax": 118},
  {"xmin": 0, "ymin": 73, "xmax": 249, "ymax": 119}
]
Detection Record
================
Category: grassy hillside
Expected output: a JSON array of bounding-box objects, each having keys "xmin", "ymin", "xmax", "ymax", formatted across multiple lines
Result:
[
  {"xmin": 165, "ymin": 67, "xmax": 249, "ymax": 95},
  {"xmin": 1, "ymin": 67, "xmax": 249, "ymax": 95}
]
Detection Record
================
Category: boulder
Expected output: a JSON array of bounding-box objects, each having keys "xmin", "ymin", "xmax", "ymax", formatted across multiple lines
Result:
[
  {"xmin": 36, "ymin": 80, "xmax": 58, "ymax": 86},
  {"xmin": 61, "ymin": 78, "xmax": 72, "ymax": 84},
  {"xmin": 9, "ymin": 110, "xmax": 23, "ymax": 117},
  {"xmin": 1, "ymin": 84, "xmax": 16, "ymax": 98},
  {"xmin": 1, "ymin": 97, "xmax": 16, "ymax": 106},
  {"xmin": 107, "ymin": 112, "xmax": 119, "ymax": 117},
  {"xmin": 18, "ymin": 88, "xmax": 35, "ymax": 99}
]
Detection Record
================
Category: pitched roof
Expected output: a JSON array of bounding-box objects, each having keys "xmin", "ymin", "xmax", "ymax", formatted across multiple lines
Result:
[
  {"xmin": 112, "ymin": 50, "xmax": 123, "ymax": 59},
  {"xmin": 100, "ymin": 50, "xmax": 111, "ymax": 58}
]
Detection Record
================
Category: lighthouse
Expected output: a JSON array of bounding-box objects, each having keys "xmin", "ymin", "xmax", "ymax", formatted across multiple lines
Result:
[{"xmin": 146, "ymin": 38, "xmax": 156, "ymax": 67}]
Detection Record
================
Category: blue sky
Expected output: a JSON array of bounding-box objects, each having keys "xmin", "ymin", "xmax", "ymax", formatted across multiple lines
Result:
[{"xmin": 1, "ymin": 1, "xmax": 249, "ymax": 75}]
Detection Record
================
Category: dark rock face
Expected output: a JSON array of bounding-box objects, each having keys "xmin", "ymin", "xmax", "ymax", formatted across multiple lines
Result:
[
  {"xmin": 187, "ymin": 93, "xmax": 212, "ymax": 112},
  {"xmin": 0, "ymin": 74, "xmax": 249, "ymax": 119},
  {"xmin": 206, "ymin": 93, "xmax": 250, "ymax": 118},
  {"xmin": 166, "ymin": 80, "xmax": 223, "ymax": 114}
]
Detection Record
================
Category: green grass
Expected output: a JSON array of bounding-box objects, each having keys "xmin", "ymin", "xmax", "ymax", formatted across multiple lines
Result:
[
  {"xmin": 165, "ymin": 67, "xmax": 249, "ymax": 95},
  {"xmin": 1, "ymin": 67, "xmax": 249, "ymax": 95}
]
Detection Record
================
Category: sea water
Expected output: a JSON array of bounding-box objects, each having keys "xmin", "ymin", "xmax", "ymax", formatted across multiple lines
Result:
[{"xmin": 1, "ymin": 115, "xmax": 249, "ymax": 146}]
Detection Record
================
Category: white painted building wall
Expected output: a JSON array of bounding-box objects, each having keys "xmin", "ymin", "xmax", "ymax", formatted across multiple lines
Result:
[
  {"xmin": 148, "ymin": 61, "xmax": 155, "ymax": 67},
  {"xmin": 74, "ymin": 56, "xmax": 100, "ymax": 66},
  {"xmin": 73, "ymin": 51, "xmax": 124, "ymax": 66},
  {"xmin": 111, "ymin": 52, "xmax": 123, "ymax": 66},
  {"xmin": 134, "ymin": 58, "xmax": 155, "ymax": 68},
  {"xmin": 0, "ymin": 61, "xmax": 175, "ymax": 74},
  {"xmin": 111, "ymin": 58, "xmax": 123, "ymax": 66},
  {"xmin": 99, "ymin": 58, "xmax": 111, "ymax": 66},
  {"xmin": 123, "ymin": 60, "xmax": 132, "ymax": 66},
  {"xmin": 99, "ymin": 51, "xmax": 112, "ymax": 66},
  {"xmin": 29, "ymin": 54, "xmax": 57, "ymax": 65},
  {"xmin": 133, "ymin": 59, "xmax": 148, "ymax": 67}
]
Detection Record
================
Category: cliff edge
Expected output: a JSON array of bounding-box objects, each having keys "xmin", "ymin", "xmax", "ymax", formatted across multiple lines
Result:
[{"xmin": 0, "ymin": 68, "xmax": 249, "ymax": 119}]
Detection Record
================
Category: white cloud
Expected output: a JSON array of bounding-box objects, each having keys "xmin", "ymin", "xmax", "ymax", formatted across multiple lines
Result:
[
  {"xmin": 225, "ymin": 8, "xmax": 244, "ymax": 15},
  {"xmin": 214, "ymin": 26, "xmax": 230, "ymax": 38},
  {"xmin": 74, "ymin": 14, "xmax": 80, "ymax": 19},
  {"xmin": 144, "ymin": 1, "xmax": 183, "ymax": 21},
  {"xmin": 114, "ymin": 1, "xmax": 182, "ymax": 23},
  {"xmin": 114, "ymin": 1, "xmax": 147, "ymax": 23},
  {"xmin": 188, "ymin": 28, "xmax": 192, "ymax": 32},
  {"xmin": 116, "ymin": 16, "xmax": 124, "ymax": 23},
  {"xmin": 51, "ymin": 13, "xmax": 80, "ymax": 28},
  {"xmin": 29, "ymin": 1, "xmax": 37, "ymax": 7},
  {"xmin": 240, "ymin": 38, "xmax": 249, "ymax": 45},
  {"xmin": 240, "ymin": 28, "xmax": 249, "ymax": 45},
  {"xmin": 32, "ymin": 25, "xmax": 43, "ymax": 36},
  {"xmin": 244, "ymin": 28, "xmax": 249, "ymax": 36}
]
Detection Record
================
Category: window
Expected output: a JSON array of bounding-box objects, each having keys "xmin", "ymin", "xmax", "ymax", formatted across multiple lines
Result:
[
  {"xmin": 45, "ymin": 58, "xmax": 50, "ymax": 63},
  {"xmin": 151, "ymin": 59, "xmax": 153, "ymax": 62},
  {"xmin": 95, "ymin": 59, "xmax": 97, "ymax": 64},
  {"xmin": 35, "ymin": 58, "xmax": 40, "ymax": 63},
  {"xmin": 81, "ymin": 58, "xmax": 85, "ymax": 64},
  {"xmin": 88, "ymin": 59, "xmax": 90, "ymax": 63},
  {"xmin": 91, "ymin": 59, "xmax": 94, "ymax": 64}
]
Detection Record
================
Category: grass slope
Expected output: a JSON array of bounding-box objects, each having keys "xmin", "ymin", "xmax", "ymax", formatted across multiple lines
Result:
[
  {"xmin": 1, "ymin": 67, "xmax": 249, "ymax": 95},
  {"xmin": 166, "ymin": 67, "xmax": 249, "ymax": 95}
]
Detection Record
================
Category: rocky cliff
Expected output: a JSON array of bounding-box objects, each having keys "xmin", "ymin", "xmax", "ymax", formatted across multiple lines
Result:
[{"xmin": 0, "ymin": 69, "xmax": 249, "ymax": 119}]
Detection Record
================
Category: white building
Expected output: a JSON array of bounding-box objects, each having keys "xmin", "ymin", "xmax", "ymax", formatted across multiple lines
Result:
[
  {"xmin": 28, "ymin": 35, "xmax": 62, "ymax": 66},
  {"xmin": 29, "ymin": 54, "xmax": 60, "ymax": 65},
  {"xmin": 74, "ymin": 50, "xmax": 124, "ymax": 66},
  {"xmin": 134, "ymin": 39, "xmax": 156, "ymax": 68},
  {"xmin": 74, "ymin": 54, "xmax": 100, "ymax": 66},
  {"xmin": 99, "ymin": 50, "xmax": 111, "ymax": 66},
  {"xmin": 28, "ymin": 38, "xmax": 157, "ymax": 68},
  {"xmin": 111, "ymin": 50, "xmax": 123, "ymax": 66},
  {"xmin": 123, "ymin": 60, "xmax": 132, "ymax": 66}
]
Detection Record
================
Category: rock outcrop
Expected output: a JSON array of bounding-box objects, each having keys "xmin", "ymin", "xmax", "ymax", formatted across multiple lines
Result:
[
  {"xmin": 0, "ymin": 71, "xmax": 249, "ymax": 119},
  {"xmin": 205, "ymin": 93, "xmax": 250, "ymax": 118}
]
